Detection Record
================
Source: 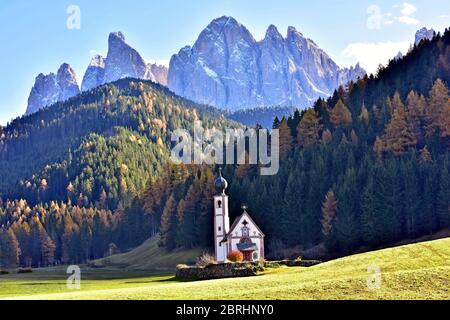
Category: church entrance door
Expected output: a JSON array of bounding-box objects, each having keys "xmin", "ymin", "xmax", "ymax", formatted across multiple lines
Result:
[{"xmin": 243, "ymin": 251, "xmax": 252, "ymax": 261}]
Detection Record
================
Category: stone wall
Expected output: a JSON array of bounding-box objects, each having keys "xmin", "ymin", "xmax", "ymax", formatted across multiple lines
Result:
[
  {"xmin": 176, "ymin": 260, "xmax": 322, "ymax": 281},
  {"xmin": 176, "ymin": 263, "xmax": 263, "ymax": 281}
]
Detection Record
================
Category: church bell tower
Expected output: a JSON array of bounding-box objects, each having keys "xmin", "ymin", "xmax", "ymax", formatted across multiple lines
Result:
[{"xmin": 214, "ymin": 168, "xmax": 230, "ymax": 262}]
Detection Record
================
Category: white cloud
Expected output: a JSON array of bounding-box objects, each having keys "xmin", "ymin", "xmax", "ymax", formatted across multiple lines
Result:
[
  {"xmin": 397, "ymin": 3, "xmax": 420, "ymax": 25},
  {"xmin": 366, "ymin": 3, "xmax": 420, "ymax": 29},
  {"xmin": 400, "ymin": 3, "xmax": 417, "ymax": 16},
  {"xmin": 342, "ymin": 41, "xmax": 411, "ymax": 75},
  {"xmin": 398, "ymin": 16, "xmax": 420, "ymax": 25}
]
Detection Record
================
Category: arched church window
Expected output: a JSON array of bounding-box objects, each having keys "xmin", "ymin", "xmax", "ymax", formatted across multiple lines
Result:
[{"xmin": 217, "ymin": 200, "xmax": 222, "ymax": 209}]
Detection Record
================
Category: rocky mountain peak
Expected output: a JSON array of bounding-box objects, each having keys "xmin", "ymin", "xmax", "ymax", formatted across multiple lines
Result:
[
  {"xmin": 56, "ymin": 63, "xmax": 80, "ymax": 101},
  {"xmin": 415, "ymin": 27, "xmax": 435, "ymax": 45},
  {"xmin": 26, "ymin": 63, "xmax": 80, "ymax": 115},
  {"xmin": 264, "ymin": 25, "xmax": 283, "ymax": 41},
  {"xmin": 109, "ymin": 31, "xmax": 126, "ymax": 43},
  {"xmin": 104, "ymin": 31, "xmax": 148, "ymax": 83},
  {"xmin": 89, "ymin": 54, "xmax": 106, "ymax": 68},
  {"xmin": 287, "ymin": 26, "xmax": 304, "ymax": 39},
  {"xmin": 81, "ymin": 55, "xmax": 106, "ymax": 92}
]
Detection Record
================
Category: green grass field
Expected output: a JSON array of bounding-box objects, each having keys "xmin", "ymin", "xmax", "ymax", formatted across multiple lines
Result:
[
  {"xmin": 0, "ymin": 238, "xmax": 449, "ymax": 300},
  {"xmin": 90, "ymin": 236, "xmax": 205, "ymax": 270}
]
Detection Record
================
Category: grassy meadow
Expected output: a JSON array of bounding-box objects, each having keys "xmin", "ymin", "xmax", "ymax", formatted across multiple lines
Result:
[{"xmin": 0, "ymin": 238, "xmax": 449, "ymax": 300}]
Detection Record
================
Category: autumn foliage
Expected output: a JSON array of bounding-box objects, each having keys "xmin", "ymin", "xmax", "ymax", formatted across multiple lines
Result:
[{"xmin": 227, "ymin": 251, "xmax": 244, "ymax": 263}]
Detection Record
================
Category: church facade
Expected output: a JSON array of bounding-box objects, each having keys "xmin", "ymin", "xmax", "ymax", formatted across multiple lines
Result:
[{"xmin": 213, "ymin": 169, "xmax": 265, "ymax": 263}]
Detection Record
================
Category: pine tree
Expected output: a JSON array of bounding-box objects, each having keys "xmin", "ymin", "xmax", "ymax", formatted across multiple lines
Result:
[
  {"xmin": 361, "ymin": 175, "xmax": 377, "ymax": 246},
  {"xmin": 439, "ymin": 97, "xmax": 450, "ymax": 139},
  {"xmin": 0, "ymin": 228, "xmax": 21, "ymax": 269},
  {"xmin": 419, "ymin": 146, "xmax": 433, "ymax": 163},
  {"xmin": 426, "ymin": 79, "xmax": 449, "ymax": 137},
  {"xmin": 176, "ymin": 184, "xmax": 199, "ymax": 249},
  {"xmin": 278, "ymin": 119, "xmax": 293, "ymax": 157},
  {"xmin": 359, "ymin": 104, "xmax": 370, "ymax": 125},
  {"xmin": 330, "ymin": 99, "xmax": 352, "ymax": 127},
  {"xmin": 350, "ymin": 130, "xmax": 359, "ymax": 145},
  {"xmin": 297, "ymin": 109, "xmax": 322, "ymax": 147},
  {"xmin": 406, "ymin": 91, "xmax": 426, "ymax": 142},
  {"xmin": 273, "ymin": 116, "xmax": 280, "ymax": 129},
  {"xmin": 335, "ymin": 169, "xmax": 360, "ymax": 252},
  {"xmin": 159, "ymin": 194, "xmax": 178, "ymax": 250},
  {"xmin": 437, "ymin": 166, "xmax": 450, "ymax": 228},
  {"xmin": 99, "ymin": 189, "xmax": 108, "ymax": 209},
  {"xmin": 321, "ymin": 190, "xmax": 337, "ymax": 237},
  {"xmin": 376, "ymin": 102, "xmax": 417, "ymax": 157},
  {"xmin": 322, "ymin": 129, "xmax": 332, "ymax": 144}
]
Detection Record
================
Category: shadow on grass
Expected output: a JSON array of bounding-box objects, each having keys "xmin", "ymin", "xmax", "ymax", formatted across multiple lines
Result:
[{"xmin": 125, "ymin": 276, "xmax": 178, "ymax": 284}]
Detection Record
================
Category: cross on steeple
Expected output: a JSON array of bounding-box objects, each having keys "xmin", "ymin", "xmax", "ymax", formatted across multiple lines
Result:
[{"xmin": 241, "ymin": 204, "xmax": 248, "ymax": 211}]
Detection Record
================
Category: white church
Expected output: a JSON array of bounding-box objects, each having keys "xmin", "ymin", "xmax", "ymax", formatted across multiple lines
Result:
[{"xmin": 213, "ymin": 169, "xmax": 265, "ymax": 262}]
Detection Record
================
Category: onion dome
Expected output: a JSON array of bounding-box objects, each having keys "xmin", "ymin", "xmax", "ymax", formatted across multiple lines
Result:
[{"xmin": 214, "ymin": 167, "xmax": 228, "ymax": 194}]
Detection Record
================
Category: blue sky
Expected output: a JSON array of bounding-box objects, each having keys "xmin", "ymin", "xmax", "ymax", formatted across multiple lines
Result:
[{"xmin": 1, "ymin": 0, "xmax": 449, "ymax": 125}]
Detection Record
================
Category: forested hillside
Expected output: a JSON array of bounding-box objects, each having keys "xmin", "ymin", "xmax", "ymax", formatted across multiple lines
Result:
[
  {"xmin": 0, "ymin": 79, "xmax": 239, "ymax": 267},
  {"xmin": 128, "ymin": 28, "xmax": 450, "ymax": 259},
  {"xmin": 0, "ymin": 79, "xmax": 237, "ymax": 208}
]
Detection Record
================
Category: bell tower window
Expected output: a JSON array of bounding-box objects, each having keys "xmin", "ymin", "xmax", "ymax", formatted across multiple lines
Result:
[{"xmin": 217, "ymin": 200, "xmax": 222, "ymax": 209}]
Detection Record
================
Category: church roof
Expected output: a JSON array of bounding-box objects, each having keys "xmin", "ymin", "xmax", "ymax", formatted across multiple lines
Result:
[
  {"xmin": 237, "ymin": 242, "xmax": 258, "ymax": 252},
  {"xmin": 221, "ymin": 210, "xmax": 265, "ymax": 243}
]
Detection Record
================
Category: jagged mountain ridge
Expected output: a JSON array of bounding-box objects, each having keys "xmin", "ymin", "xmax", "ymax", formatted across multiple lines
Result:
[
  {"xmin": 81, "ymin": 31, "xmax": 168, "ymax": 91},
  {"xmin": 168, "ymin": 16, "xmax": 366, "ymax": 111},
  {"xmin": 26, "ymin": 63, "xmax": 80, "ymax": 115},
  {"xmin": 26, "ymin": 32, "xmax": 168, "ymax": 114}
]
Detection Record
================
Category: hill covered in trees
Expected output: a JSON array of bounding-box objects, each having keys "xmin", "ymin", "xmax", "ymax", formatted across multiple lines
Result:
[
  {"xmin": 126, "ymin": 28, "xmax": 450, "ymax": 259},
  {"xmin": 0, "ymin": 79, "xmax": 239, "ymax": 267},
  {"xmin": 0, "ymin": 79, "xmax": 237, "ymax": 208}
]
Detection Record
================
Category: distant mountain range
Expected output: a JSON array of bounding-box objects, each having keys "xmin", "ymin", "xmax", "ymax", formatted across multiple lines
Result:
[
  {"xmin": 26, "ymin": 32, "xmax": 168, "ymax": 115},
  {"xmin": 168, "ymin": 16, "xmax": 365, "ymax": 111},
  {"xmin": 26, "ymin": 17, "xmax": 435, "ymax": 116}
]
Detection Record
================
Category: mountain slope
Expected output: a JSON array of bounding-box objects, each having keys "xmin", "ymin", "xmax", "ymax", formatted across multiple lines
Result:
[
  {"xmin": 1, "ymin": 78, "xmax": 239, "ymax": 208},
  {"xmin": 90, "ymin": 236, "xmax": 204, "ymax": 270},
  {"xmin": 168, "ymin": 16, "xmax": 365, "ymax": 111}
]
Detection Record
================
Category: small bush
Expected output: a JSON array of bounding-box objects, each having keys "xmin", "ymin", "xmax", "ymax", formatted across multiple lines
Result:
[
  {"xmin": 264, "ymin": 261, "xmax": 282, "ymax": 269},
  {"xmin": 227, "ymin": 251, "xmax": 244, "ymax": 263},
  {"xmin": 196, "ymin": 253, "xmax": 217, "ymax": 267},
  {"xmin": 0, "ymin": 270, "xmax": 10, "ymax": 275},
  {"xmin": 17, "ymin": 268, "xmax": 33, "ymax": 274}
]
